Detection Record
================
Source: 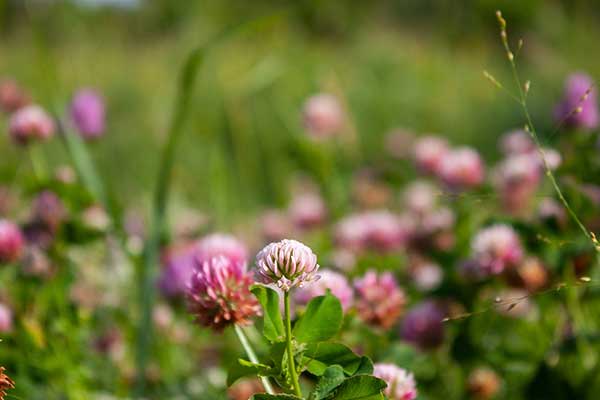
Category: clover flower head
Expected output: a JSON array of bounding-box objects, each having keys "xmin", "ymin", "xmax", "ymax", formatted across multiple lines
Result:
[
  {"xmin": 0, "ymin": 220, "xmax": 24, "ymax": 264},
  {"xmin": 438, "ymin": 147, "xmax": 485, "ymax": 189},
  {"xmin": 196, "ymin": 233, "xmax": 248, "ymax": 266},
  {"xmin": 0, "ymin": 78, "xmax": 29, "ymax": 113},
  {"xmin": 400, "ymin": 300, "xmax": 446, "ymax": 350},
  {"xmin": 0, "ymin": 366, "xmax": 15, "ymax": 400},
  {"xmin": 354, "ymin": 270, "xmax": 406, "ymax": 329},
  {"xmin": 413, "ymin": 135, "xmax": 449, "ymax": 174},
  {"xmin": 471, "ymin": 224, "xmax": 523, "ymax": 275},
  {"xmin": 255, "ymin": 239, "xmax": 320, "ymax": 291},
  {"xmin": 373, "ymin": 363, "xmax": 417, "ymax": 400},
  {"xmin": 500, "ymin": 129, "xmax": 535, "ymax": 155},
  {"xmin": 186, "ymin": 255, "xmax": 260, "ymax": 331},
  {"xmin": 8, "ymin": 104, "xmax": 55, "ymax": 145},
  {"xmin": 302, "ymin": 93, "xmax": 344, "ymax": 138}
]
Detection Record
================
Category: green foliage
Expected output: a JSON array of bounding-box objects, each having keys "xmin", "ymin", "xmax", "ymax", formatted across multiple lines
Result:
[
  {"xmin": 252, "ymin": 285, "xmax": 286, "ymax": 342},
  {"xmin": 293, "ymin": 293, "xmax": 343, "ymax": 343}
]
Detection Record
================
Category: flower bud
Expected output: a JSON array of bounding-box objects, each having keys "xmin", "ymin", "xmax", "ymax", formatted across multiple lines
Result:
[{"xmin": 255, "ymin": 239, "xmax": 320, "ymax": 291}]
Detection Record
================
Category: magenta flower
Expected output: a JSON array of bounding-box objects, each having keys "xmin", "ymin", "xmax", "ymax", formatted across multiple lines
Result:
[
  {"xmin": 187, "ymin": 255, "xmax": 260, "ymax": 331},
  {"xmin": 70, "ymin": 89, "xmax": 106, "ymax": 139},
  {"xmin": 8, "ymin": 105, "xmax": 55, "ymax": 145},
  {"xmin": 255, "ymin": 239, "xmax": 320, "ymax": 291},
  {"xmin": 294, "ymin": 270, "xmax": 354, "ymax": 311},
  {"xmin": 438, "ymin": 147, "xmax": 485, "ymax": 189},
  {"xmin": 159, "ymin": 233, "xmax": 248, "ymax": 297},
  {"xmin": 354, "ymin": 270, "xmax": 406, "ymax": 330},
  {"xmin": 196, "ymin": 233, "xmax": 248, "ymax": 266},
  {"xmin": 400, "ymin": 300, "xmax": 446, "ymax": 350},
  {"xmin": 0, "ymin": 303, "xmax": 13, "ymax": 333},
  {"xmin": 554, "ymin": 73, "xmax": 599, "ymax": 130},
  {"xmin": 373, "ymin": 363, "xmax": 417, "ymax": 400},
  {"xmin": 302, "ymin": 93, "xmax": 344, "ymax": 139},
  {"xmin": 0, "ymin": 220, "xmax": 24, "ymax": 264},
  {"xmin": 413, "ymin": 135, "xmax": 449, "ymax": 175},
  {"xmin": 471, "ymin": 224, "xmax": 523, "ymax": 275}
]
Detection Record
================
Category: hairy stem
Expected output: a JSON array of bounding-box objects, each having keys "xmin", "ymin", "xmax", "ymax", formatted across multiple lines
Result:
[
  {"xmin": 234, "ymin": 324, "xmax": 275, "ymax": 394},
  {"xmin": 284, "ymin": 291, "xmax": 302, "ymax": 397}
]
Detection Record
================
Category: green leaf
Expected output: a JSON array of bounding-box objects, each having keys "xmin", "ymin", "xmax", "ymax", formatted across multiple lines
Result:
[
  {"xmin": 303, "ymin": 343, "xmax": 366, "ymax": 376},
  {"xmin": 293, "ymin": 293, "xmax": 343, "ymax": 343},
  {"xmin": 309, "ymin": 365, "xmax": 346, "ymax": 400},
  {"xmin": 226, "ymin": 359, "xmax": 276, "ymax": 386},
  {"xmin": 251, "ymin": 395, "xmax": 303, "ymax": 400},
  {"xmin": 252, "ymin": 285, "xmax": 285, "ymax": 342},
  {"xmin": 353, "ymin": 357, "xmax": 374, "ymax": 375},
  {"xmin": 328, "ymin": 375, "xmax": 387, "ymax": 400}
]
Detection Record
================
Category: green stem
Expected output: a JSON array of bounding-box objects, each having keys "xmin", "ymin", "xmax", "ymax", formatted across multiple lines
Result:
[
  {"xmin": 27, "ymin": 144, "xmax": 46, "ymax": 182},
  {"xmin": 284, "ymin": 291, "xmax": 302, "ymax": 397},
  {"xmin": 497, "ymin": 15, "xmax": 595, "ymax": 249},
  {"xmin": 234, "ymin": 324, "xmax": 275, "ymax": 394}
]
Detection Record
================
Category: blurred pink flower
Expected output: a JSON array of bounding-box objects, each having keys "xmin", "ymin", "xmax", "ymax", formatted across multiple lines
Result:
[
  {"xmin": 400, "ymin": 300, "xmax": 446, "ymax": 350},
  {"xmin": 413, "ymin": 135, "xmax": 449, "ymax": 174},
  {"xmin": 373, "ymin": 363, "xmax": 417, "ymax": 400},
  {"xmin": 302, "ymin": 93, "xmax": 344, "ymax": 138},
  {"xmin": 471, "ymin": 224, "xmax": 523, "ymax": 275},
  {"xmin": 385, "ymin": 128, "xmax": 415, "ymax": 159},
  {"xmin": 354, "ymin": 270, "xmax": 406, "ymax": 330},
  {"xmin": 8, "ymin": 105, "xmax": 55, "ymax": 145},
  {"xmin": 0, "ymin": 79, "xmax": 29, "ymax": 113},
  {"xmin": 70, "ymin": 88, "xmax": 105, "ymax": 139},
  {"xmin": 438, "ymin": 147, "xmax": 484, "ymax": 189},
  {"xmin": 554, "ymin": 73, "xmax": 599, "ymax": 130},
  {"xmin": 289, "ymin": 192, "xmax": 327, "ymax": 229},
  {"xmin": 500, "ymin": 129, "xmax": 535, "ymax": 155},
  {"xmin": 159, "ymin": 233, "xmax": 248, "ymax": 297},
  {"xmin": 255, "ymin": 239, "xmax": 320, "ymax": 291},
  {"xmin": 335, "ymin": 211, "xmax": 413, "ymax": 253},
  {"xmin": 403, "ymin": 181, "xmax": 438, "ymax": 215},
  {"xmin": 187, "ymin": 255, "xmax": 260, "ymax": 331},
  {"xmin": 294, "ymin": 270, "xmax": 353, "ymax": 311},
  {"xmin": 0, "ymin": 220, "xmax": 24, "ymax": 264},
  {"xmin": 260, "ymin": 210, "xmax": 294, "ymax": 242},
  {"xmin": 0, "ymin": 303, "xmax": 13, "ymax": 333}
]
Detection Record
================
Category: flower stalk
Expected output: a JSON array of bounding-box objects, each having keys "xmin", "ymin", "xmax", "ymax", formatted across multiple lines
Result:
[
  {"xmin": 284, "ymin": 290, "xmax": 302, "ymax": 397},
  {"xmin": 234, "ymin": 324, "xmax": 275, "ymax": 394}
]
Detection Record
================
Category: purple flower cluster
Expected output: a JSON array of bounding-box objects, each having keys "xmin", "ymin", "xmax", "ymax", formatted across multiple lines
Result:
[
  {"xmin": 554, "ymin": 73, "xmax": 599, "ymax": 130},
  {"xmin": 70, "ymin": 89, "xmax": 106, "ymax": 139}
]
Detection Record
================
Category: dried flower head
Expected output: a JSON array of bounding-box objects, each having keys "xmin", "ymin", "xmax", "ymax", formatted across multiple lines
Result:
[
  {"xmin": 354, "ymin": 270, "xmax": 406, "ymax": 330},
  {"xmin": 0, "ymin": 366, "xmax": 14, "ymax": 400},
  {"xmin": 8, "ymin": 104, "xmax": 55, "ymax": 145},
  {"xmin": 400, "ymin": 300, "xmax": 446, "ymax": 350},
  {"xmin": 295, "ymin": 270, "xmax": 354, "ymax": 311},
  {"xmin": 471, "ymin": 224, "xmax": 523, "ymax": 275},
  {"xmin": 255, "ymin": 239, "xmax": 320, "ymax": 291},
  {"xmin": 373, "ymin": 363, "xmax": 417, "ymax": 400},
  {"xmin": 302, "ymin": 93, "xmax": 344, "ymax": 138},
  {"xmin": 187, "ymin": 255, "xmax": 260, "ymax": 331},
  {"xmin": 0, "ymin": 220, "xmax": 24, "ymax": 264},
  {"xmin": 468, "ymin": 367, "xmax": 501, "ymax": 400},
  {"xmin": 70, "ymin": 88, "xmax": 106, "ymax": 139}
]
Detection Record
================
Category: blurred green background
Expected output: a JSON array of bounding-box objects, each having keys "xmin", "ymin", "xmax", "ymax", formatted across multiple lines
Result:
[{"xmin": 1, "ymin": 0, "xmax": 599, "ymax": 227}]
